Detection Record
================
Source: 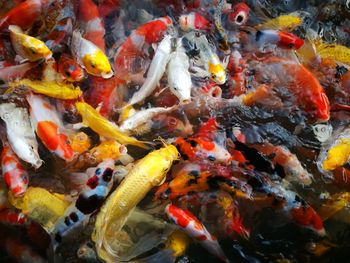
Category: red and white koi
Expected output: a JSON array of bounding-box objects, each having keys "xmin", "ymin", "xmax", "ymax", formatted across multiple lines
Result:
[
  {"xmin": 26, "ymin": 93, "xmax": 73, "ymax": 161},
  {"xmin": 1, "ymin": 143, "xmax": 29, "ymax": 197},
  {"xmin": 113, "ymin": 16, "xmax": 173, "ymax": 81},
  {"xmin": 167, "ymin": 38, "xmax": 192, "ymax": 103},
  {"xmin": 78, "ymin": 0, "xmax": 106, "ymax": 51},
  {"xmin": 224, "ymin": 2, "xmax": 250, "ymax": 28},
  {"xmin": 165, "ymin": 204, "xmax": 229, "ymax": 262},
  {"xmin": 51, "ymin": 159, "xmax": 114, "ymax": 248},
  {"xmin": 0, "ymin": 208, "xmax": 28, "ymax": 225},
  {"xmin": 254, "ymin": 29, "xmax": 304, "ymax": 50},
  {"xmin": 0, "ymin": 103, "xmax": 42, "ymax": 168},
  {"xmin": 127, "ymin": 35, "xmax": 173, "ymax": 106},
  {"xmin": 0, "ymin": 0, "xmax": 46, "ymax": 31},
  {"xmin": 179, "ymin": 12, "xmax": 211, "ymax": 32}
]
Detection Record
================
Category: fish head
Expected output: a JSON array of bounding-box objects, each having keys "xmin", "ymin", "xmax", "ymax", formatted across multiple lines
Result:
[
  {"xmin": 82, "ymin": 50, "xmax": 113, "ymax": 79},
  {"xmin": 228, "ymin": 3, "xmax": 250, "ymax": 26},
  {"xmin": 208, "ymin": 62, "xmax": 226, "ymax": 84},
  {"xmin": 278, "ymin": 31, "xmax": 304, "ymax": 49},
  {"xmin": 58, "ymin": 55, "xmax": 86, "ymax": 82},
  {"xmin": 194, "ymin": 138, "xmax": 232, "ymax": 164},
  {"xmin": 309, "ymin": 92, "xmax": 330, "ymax": 122},
  {"xmin": 291, "ymin": 205, "xmax": 325, "ymax": 236},
  {"xmin": 21, "ymin": 36, "xmax": 52, "ymax": 61}
]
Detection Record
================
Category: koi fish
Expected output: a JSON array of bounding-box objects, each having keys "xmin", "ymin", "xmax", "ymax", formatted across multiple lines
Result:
[
  {"xmin": 165, "ymin": 204, "xmax": 229, "ymax": 262},
  {"xmin": 247, "ymin": 29, "xmax": 304, "ymax": 50},
  {"xmin": 318, "ymin": 192, "xmax": 350, "ymax": 220},
  {"xmin": 257, "ymin": 58, "xmax": 330, "ymax": 122},
  {"xmin": 187, "ymin": 33, "xmax": 227, "ymax": 84},
  {"xmin": 256, "ymin": 13, "xmax": 304, "ymax": 32},
  {"xmin": 79, "ymin": 0, "xmax": 106, "ymax": 51},
  {"xmin": 93, "ymin": 145, "xmax": 179, "ymax": 263},
  {"xmin": 75, "ymin": 101, "xmax": 149, "ymax": 149},
  {"xmin": 225, "ymin": 2, "xmax": 250, "ymax": 27},
  {"xmin": 44, "ymin": 0, "xmax": 75, "ymax": 53},
  {"xmin": 179, "ymin": 12, "xmax": 211, "ymax": 32},
  {"xmin": 119, "ymin": 106, "xmax": 176, "ymax": 135},
  {"xmin": 0, "ymin": 62, "xmax": 36, "ymax": 82},
  {"xmin": 0, "ymin": 208, "xmax": 27, "ymax": 225},
  {"xmin": 167, "ymin": 38, "xmax": 192, "ymax": 103},
  {"xmin": 213, "ymin": 0, "xmax": 229, "ymax": 53},
  {"xmin": 175, "ymin": 118, "xmax": 232, "ymax": 164},
  {"xmin": 58, "ymin": 54, "xmax": 86, "ymax": 82},
  {"xmin": 8, "ymin": 78, "xmax": 82, "ymax": 99},
  {"xmin": 252, "ymin": 143, "xmax": 313, "ymax": 185},
  {"xmin": 127, "ymin": 35, "xmax": 173, "ymax": 106},
  {"xmin": 98, "ymin": 0, "xmax": 119, "ymax": 18},
  {"xmin": 8, "ymin": 186, "xmax": 70, "ymax": 231},
  {"xmin": 26, "ymin": 93, "xmax": 74, "ymax": 161},
  {"xmin": 69, "ymin": 132, "xmax": 91, "ymax": 154},
  {"xmin": 9, "ymin": 25, "xmax": 52, "ymax": 61},
  {"xmin": 0, "ymin": 103, "xmax": 42, "ymax": 168},
  {"xmin": 71, "ymin": 30, "xmax": 113, "ymax": 78},
  {"xmin": 113, "ymin": 16, "xmax": 172, "ymax": 81},
  {"xmin": 1, "ymin": 143, "xmax": 29, "ymax": 197},
  {"xmin": 318, "ymin": 127, "xmax": 350, "ymax": 171},
  {"xmin": 0, "ymin": 0, "xmax": 45, "ymax": 31},
  {"xmin": 52, "ymin": 159, "xmax": 114, "ymax": 248}
]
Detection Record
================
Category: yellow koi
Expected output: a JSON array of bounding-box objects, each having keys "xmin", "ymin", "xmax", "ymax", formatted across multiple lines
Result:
[
  {"xmin": 166, "ymin": 230, "xmax": 191, "ymax": 257},
  {"xmin": 316, "ymin": 43, "xmax": 350, "ymax": 66},
  {"xmin": 89, "ymin": 140, "xmax": 127, "ymax": 163},
  {"xmin": 318, "ymin": 192, "xmax": 350, "ymax": 221},
  {"xmin": 69, "ymin": 132, "xmax": 91, "ymax": 154},
  {"xmin": 322, "ymin": 138, "xmax": 350, "ymax": 171},
  {"xmin": 8, "ymin": 187, "xmax": 70, "ymax": 231},
  {"xmin": 9, "ymin": 25, "xmax": 52, "ymax": 61},
  {"xmin": 8, "ymin": 78, "xmax": 82, "ymax": 99},
  {"xmin": 256, "ymin": 14, "xmax": 303, "ymax": 31},
  {"xmin": 75, "ymin": 101, "xmax": 149, "ymax": 148},
  {"xmin": 92, "ymin": 145, "xmax": 179, "ymax": 263}
]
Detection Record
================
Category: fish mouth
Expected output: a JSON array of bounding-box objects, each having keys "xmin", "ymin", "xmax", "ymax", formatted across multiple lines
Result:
[{"xmin": 101, "ymin": 71, "xmax": 114, "ymax": 79}]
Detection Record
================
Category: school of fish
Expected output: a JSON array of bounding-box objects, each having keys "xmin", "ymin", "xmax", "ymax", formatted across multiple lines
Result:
[{"xmin": 0, "ymin": 0, "xmax": 350, "ymax": 262}]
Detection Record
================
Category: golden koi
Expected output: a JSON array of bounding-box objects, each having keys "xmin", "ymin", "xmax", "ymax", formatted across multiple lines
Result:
[
  {"xmin": 256, "ymin": 14, "xmax": 303, "ymax": 31},
  {"xmin": 75, "ymin": 102, "xmax": 149, "ymax": 149},
  {"xmin": 92, "ymin": 145, "xmax": 179, "ymax": 263},
  {"xmin": 8, "ymin": 78, "xmax": 82, "ymax": 99},
  {"xmin": 9, "ymin": 25, "xmax": 52, "ymax": 61},
  {"xmin": 322, "ymin": 138, "xmax": 350, "ymax": 171}
]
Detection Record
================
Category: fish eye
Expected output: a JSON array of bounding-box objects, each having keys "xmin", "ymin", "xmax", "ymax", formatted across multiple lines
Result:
[
  {"xmin": 211, "ymin": 73, "xmax": 216, "ymax": 79},
  {"xmin": 30, "ymin": 47, "xmax": 37, "ymax": 54},
  {"xmin": 65, "ymin": 70, "xmax": 71, "ymax": 77},
  {"xmin": 96, "ymin": 168, "xmax": 102, "ymax": 175},
  {"xmin": 91, "ymin": 63, "xmax": 96, "ymax": 69},
  {"xmin": 288, "ymin": 43, "xmax": 294, "ymax": 48}
]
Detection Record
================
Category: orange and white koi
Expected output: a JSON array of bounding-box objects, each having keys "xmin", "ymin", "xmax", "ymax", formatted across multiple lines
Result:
[
  {"xmin": 113, "ymin": 16, "xmax": 173, "ymax": 81},
  {"xmin": 1, "ymin": 143, "xmax": 29, "ymax": 197},
  {"xmin": 165, "ymin": 204, "xmax": 229, "ymax": 262},
  {"xmin": 9, "ymin": 25, "xmax": 52, "ymax": 61},
  {"xmin": 175, "ymin": 118, "xmax": 231, "ymax": 164},
  {"xmin": 26, "ymin": 93, "xmax": 73, "ymax": 161},
  {"xmin": 179, "ymin": 12, "xmax": 210, "ymax": 32},
  {"xmin": 127, "ymin": 35, "xmax": 173, "ymax": 106},
  {"xmin": 58, "ymin": 54, "xmax": 86, "ymax": 82},
  {"xmin": 0, "ymin": 103, "xmax": 42, "ymax": 168},
  {"xmin": 167, "ymin": 38, "xmax": 192, "ymax": 103},
  {"xmin": 0, "ymin": 0, "xmax": 46, "ymax": 31},
  {"xmin": 71, "ymin": 30, "xmax": 113, "ymax": 78},
  {"xmin": 78, "ymin": 0, "xmax": 106, "ymax": 51}
]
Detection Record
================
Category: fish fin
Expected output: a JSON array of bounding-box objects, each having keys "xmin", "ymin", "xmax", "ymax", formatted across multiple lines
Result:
[{"xmin": 141, "ymin": 249, "xmax": 175, "ymax": 263}]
